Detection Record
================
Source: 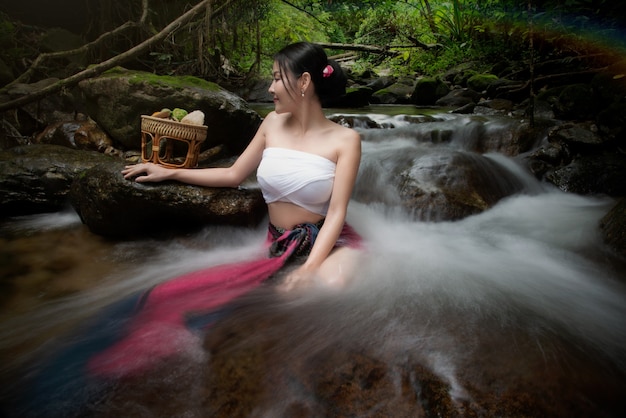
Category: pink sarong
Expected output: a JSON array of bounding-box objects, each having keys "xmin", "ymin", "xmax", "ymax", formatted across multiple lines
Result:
[{"xmin": 86, "ymin": 221, "xmax": 361, "ymax": 377}]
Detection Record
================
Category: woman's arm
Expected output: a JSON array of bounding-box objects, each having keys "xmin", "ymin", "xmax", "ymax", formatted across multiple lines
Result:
[{"xmin": 121, "ymin": 114, "xmax": 272, "ymax": 187}]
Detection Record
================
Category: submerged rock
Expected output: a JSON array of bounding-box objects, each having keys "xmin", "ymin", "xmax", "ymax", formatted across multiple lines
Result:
[
  {"xmin": 85, "ymin": 292, "xmax": 626, "ymax": 418},
  {"xmin": 396, "ymin": 150, "xmax": 527, "ymax": 221}
]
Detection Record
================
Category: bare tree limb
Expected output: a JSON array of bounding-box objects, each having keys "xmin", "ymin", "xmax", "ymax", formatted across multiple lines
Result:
[
  {"xmin": 316, "ymin": 41, "xmax": 440, "ymax": 54},
  {"xmin": 3, "ymin": 0, "xmax": 152, "ymax": 90},
  {"xmin": 315, "ymin": 42, "xmax": 390, "ymax": 54},
  {"xmin": 0, "ymin": 0, "xmax": 235, "ymax": 113}
]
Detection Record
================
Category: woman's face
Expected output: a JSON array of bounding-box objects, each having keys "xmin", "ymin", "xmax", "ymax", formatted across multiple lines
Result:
[{"xmin": 268, "ymin": 61, "xmax": 299, "ymax": 113}]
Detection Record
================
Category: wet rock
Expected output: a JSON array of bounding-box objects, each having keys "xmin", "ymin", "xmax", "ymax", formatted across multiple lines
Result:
[
  {"xmin": 329, "ymin": 114, "xmax": 392, "ymax": 129},
  {"xmin": 548, "ymin": 122, "xmax": 607, "ymax": 148},
  {"xmin": 474, "ymin": 98, "xmax": 514, "ymax": 115},
  {"xmin": 76, "ymin": 67, "xmax": 262, "ymax": 153},
  {"xmin": 525, "ymin": 141, "xmax": 571, "ymax": 178},
  {"xmin": 364, "ymin": 75, "xmax": 396, "ymax": 92},
  {"xmin": 441, "ymin": 61, "xmax": 478, "ymax": 86},
  {"xmin": 485, "ymin": 78, "xmax": 525, "ymax": 101},
  {"xmin": 69, "ymin": 161, "xmax": 266, "ymax": 238},
  {"xmin": 411, "ymin": 77, "xmax": 450, "ymax": 105},
  {"xmin": 397, "ymin": 150, "xmax": 527, "ymax": 221},
  {"xmin": 545, "ymin": 152, "xmax": 626, "ymax": 196},
  {"xmin": 450, "ymin": 102, "xmax": 476, "ymax": 114},
  {"xmin": 341, "ymin": 85, "xmax": 373, "ymax": 107},
  {"xmin": 90, "ymin": 294, "xmax": 626, "ymax": 418},
  {"xmin": 0, "ymin": 144, "xmax": 115, "ymax": 217},
  {"xmin": 370, "ymin": 82, "xmax": 414, "ymax": 104},
  {"xmin": 600, "ymin": 198, "xmax": 626, "ymax": 258},
  {"xmin": 436, "ymin": 88, "xmax": 480, "ymax": 108}
]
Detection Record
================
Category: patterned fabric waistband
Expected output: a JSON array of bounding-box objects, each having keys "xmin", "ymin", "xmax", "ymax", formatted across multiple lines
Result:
[{"xmin": 267, "ymin": 219, "xmax": 325, "ymax": 259}]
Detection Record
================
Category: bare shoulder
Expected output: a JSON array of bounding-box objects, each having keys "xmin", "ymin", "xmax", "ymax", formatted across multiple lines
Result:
[
  {"xmin": 262, "ymin": 110, "xmax": 289, "ymax": 127},
  {"xmin": 332, "ymin": 123, "xmax": 361, "ymax": 152}
]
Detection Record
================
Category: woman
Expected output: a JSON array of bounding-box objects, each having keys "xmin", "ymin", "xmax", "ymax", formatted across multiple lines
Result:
[
  {"xmin": 122, "ymin": 42, "xmax": 362, "ymax": 290},
  {"xmin": 35, "ymin": 43, "xmax": 363, "ymax": 384}
]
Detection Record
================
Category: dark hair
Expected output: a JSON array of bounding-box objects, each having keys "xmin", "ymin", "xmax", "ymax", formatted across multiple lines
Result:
[{"xmin": 274, "ymin": 42, "xmax": 347, "ymax": 106}]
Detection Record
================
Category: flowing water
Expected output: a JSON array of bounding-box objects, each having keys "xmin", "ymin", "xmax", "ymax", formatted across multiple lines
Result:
[{"xmin": 1, "ymin": 107, "xmax": 625, "ymax": 416}]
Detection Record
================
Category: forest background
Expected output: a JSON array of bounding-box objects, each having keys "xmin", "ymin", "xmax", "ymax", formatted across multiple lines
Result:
[{"xmin": 1, "ymin": 0, "xmax": 626, "ymax": 97}]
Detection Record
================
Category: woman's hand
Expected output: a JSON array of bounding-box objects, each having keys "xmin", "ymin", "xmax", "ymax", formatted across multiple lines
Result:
[
  {"xmin": 278, "ymin": 264, "xmax": 316, "ymax": 292},
  {"xmin": 121, "ymin": 163, "xmax": 172, "ymax": 182}
]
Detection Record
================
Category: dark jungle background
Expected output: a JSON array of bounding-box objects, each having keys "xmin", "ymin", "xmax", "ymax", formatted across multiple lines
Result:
[{"xmin": 1, "ymin": 0, "xmax": 625, "ymax": 92}]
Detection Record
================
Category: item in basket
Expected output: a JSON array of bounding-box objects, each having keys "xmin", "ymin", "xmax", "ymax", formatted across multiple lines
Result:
[
  {"xmin": 151, "ymin": 108, "xmax": 171, "ymax": 118},
  {"xmin": 172, "ymin": 108, "xmax": 188, "ymax": 121},
  {"xmin": 180, "ymin": 110, "xmax": 205, "ymax": 126}
]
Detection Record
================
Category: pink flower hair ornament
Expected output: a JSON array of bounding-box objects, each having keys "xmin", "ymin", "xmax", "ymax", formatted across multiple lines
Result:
[{"xmin": 322, "ymin": 64, "xmax": 334, "ymax": 78}]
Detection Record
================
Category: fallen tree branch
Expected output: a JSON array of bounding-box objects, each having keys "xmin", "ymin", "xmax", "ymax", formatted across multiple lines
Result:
[
  {"xmin": 3, "ymin": 0, "xmax": 151, "ymax": 90},
  {"xmin": 315, "ymin": 42, "xmax": 391, "ymax": 54},
  {"xmin": 4, "ymin": 22, "xmax": 144, "ymax": 90},
  {"xmin": 0, "ymin": 0, "xmax": 234, "ymax": 113},
  {"xmin": 316, "ymin": 41, "xmax": 441, "ymax": 55}
]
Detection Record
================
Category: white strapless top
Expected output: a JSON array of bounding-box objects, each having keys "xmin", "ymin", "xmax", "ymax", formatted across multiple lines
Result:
[{"xmin": 256, "ymin": 147, "xmax": 336, "ymax": 216}]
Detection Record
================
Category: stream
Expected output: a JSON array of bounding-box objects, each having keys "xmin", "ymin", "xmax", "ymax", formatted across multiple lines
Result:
[{"xmin": 1, "ymin": 106, "xmax": 625, "ymax": 417}]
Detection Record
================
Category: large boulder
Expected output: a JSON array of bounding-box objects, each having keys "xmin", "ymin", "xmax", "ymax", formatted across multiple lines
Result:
[
  {"xmin": 76, "ymin": 67, "xmax": 262, "ymax": 153},
  {"xmin": 0, "ymin": 144, "xmax": 116, "ymax": 217},
  {"xmin": 370, "ymin": 81, "xmax": 414, "ymax": 104},
  {"xmin": 467, "ymin": 73, "xmax": 499, "ymax": 93},
  {"xmin": 69, "ymin": 161, "xmax": 267, "ymax": 238},
  {"xmin": 359, "ymin": 149, "xmax": 528, "ymax": 222},
  {"xmin": 411, "ymin": 77, "xmax": 450, "ymax": 106}
]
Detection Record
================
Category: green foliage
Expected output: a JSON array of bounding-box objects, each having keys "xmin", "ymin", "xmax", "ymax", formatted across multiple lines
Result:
[
  {"xmin": 215, "ymin": 0, "xmax": 342, "ymax": 76},
  {"xmin": 4, "ymin": 0, "xmax": 625, "ymax": 85}
]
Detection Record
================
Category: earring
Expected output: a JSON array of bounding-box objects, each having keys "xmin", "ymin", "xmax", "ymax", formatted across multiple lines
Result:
[{"xmin": 301, "ymin": 90, "xmax": 305, "ymax": 97}]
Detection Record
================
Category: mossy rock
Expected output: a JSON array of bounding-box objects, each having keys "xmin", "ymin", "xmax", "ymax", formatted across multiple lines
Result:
[
  {"xmin": 467, "ymin": 73, "xmax": 499, "ymax": 93},
  {"xmin": 77, "ymin": 67, "xmax": 261, "ymax": 154},
  {"xmin": 411, "ymin": 77, "xmax": 450, "ymax": 106}
]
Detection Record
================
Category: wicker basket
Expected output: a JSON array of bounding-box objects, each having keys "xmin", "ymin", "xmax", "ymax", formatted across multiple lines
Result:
[{"xmin": 140, "ymin": 115, "xmax": 208, "ymax": 168}]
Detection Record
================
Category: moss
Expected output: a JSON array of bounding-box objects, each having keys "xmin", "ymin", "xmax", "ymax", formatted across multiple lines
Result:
[
  {"xmin": 102, "ymin": 67, "xmax": 221, "ymax": 91},
  {"xmin": 467, "ymin": 73, "xmax": 499, "ymax": 92}
]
